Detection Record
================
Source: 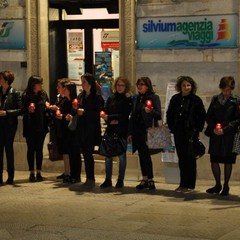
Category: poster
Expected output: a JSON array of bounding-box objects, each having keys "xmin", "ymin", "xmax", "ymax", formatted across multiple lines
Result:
[
  {"xmin": 0, "ymin": 20, "xmax": 26, "ymax": 49},
  {"xmin": 162, "ymin": 82, "xmax": 178, "ymax": 163},
  {"xmin": 67, "ymin": 30, "xmax": 84, "ymax": 93},
  {"xmin": 94, "ymin": 51, "xmax": 112, "ymax": 82}
]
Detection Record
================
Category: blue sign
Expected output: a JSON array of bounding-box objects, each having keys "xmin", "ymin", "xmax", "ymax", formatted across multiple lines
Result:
[
  {"xmin": 137, "ymin": 15, "xmax": 238, "ymax": 49},
  {"xmin": 0, "ymin": 20, "xmax": 26, "ymax": 49}
]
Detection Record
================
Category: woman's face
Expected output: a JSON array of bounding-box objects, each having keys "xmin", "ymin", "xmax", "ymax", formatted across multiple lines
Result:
[
  {"xmin": 221, "ymin": 86, "xmax": 232, "ymax": 98},
  {"xmin": 181, "ymin": 80, "xmax": 192, "ymax": 96},
  {"xmin": 57, "ymin": 83, "xmax": 65, "ymax": 96},
  {"xmin": 63, "ymin": 87, "xmax": 70, "ymax": 99},
  {"xmin": 81, "ymin": 77, "xmax": 91, "ymax": 93},
  {"xmin": 0, "ymin": 76, "xmax": 7, "ymax": 87},
  {"xmin": 137, "ymin": 81, "xmax": 148, "ymax": 94},
  {"xmin": 33, "ymin": 83, "xmax": 42, "ymax": 93},
  {"xmin": 116, "ymin": 80, "xmax": 126, "ymax": 94}
]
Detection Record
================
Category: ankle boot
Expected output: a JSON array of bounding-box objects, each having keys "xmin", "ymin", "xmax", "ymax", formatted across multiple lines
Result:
[
  {"xmin": 6, "ymin": 175, "xmax": 14, "ymax": 185},
  {"xmin": 220, "ymin": 185, "xmax": 229, "ymax": 196}
]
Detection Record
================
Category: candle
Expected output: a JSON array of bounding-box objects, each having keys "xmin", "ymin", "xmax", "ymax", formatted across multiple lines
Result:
[
  {"xmin": 72, "ymin": 98, "xmax": 79, "ymax": 107},
  {"xmin": 146, "ymin": 100, "xmax": 152, "ymax": 109},
  {"xmin": 100, "ymin": 111, "xmax": 105, "ymax": 117},
  {"xmin": 56, "ymin": 109, "xmax": 61, "ymax": 116},
  {"xmin": 216, "ymin": 123, "xmax": 222, "ymax": 129},
  {"xmin": 29, "ymin": 103, "xmax": 35, "ymax": 112}
]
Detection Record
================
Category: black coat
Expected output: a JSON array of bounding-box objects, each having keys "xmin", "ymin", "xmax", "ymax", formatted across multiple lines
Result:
[
  {"xmin": 74, "ymin": 91, "xmax": 104, "ymax": 147},
  {"xmin": 22, "ymin": 90, "xmax": 50, "ymax": 137},
  {"xmin": 206, "ymin": 94, "xmax": 239, "ymax": 157},
  {"xmin": 129, "ymin": 92, "xmax": 162, "ymax": 153},
  {"xmin": 167, "ymin": 93, "xmax": 206, "ymax": 137},
  {"xmin": 104, "ymin": 92, "xmax": 132, "ymax": 138},
  {"xmin": 0, "ymin": 86, "xmax": 21, "ymax": 126}
]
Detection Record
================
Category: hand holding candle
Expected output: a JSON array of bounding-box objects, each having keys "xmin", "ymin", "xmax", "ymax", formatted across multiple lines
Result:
[
  {"xmin": 72, "ymin": 98, "xmax": 79, "ymax": 108},
  {"xmin": 29, "ymin": 103, "xmax": 35, "ymax": 112},
  {"xmin": 56, "ymin": 109, "xmax": 61, "ymax": 117},
  {"xmin": 100, "ymin": 110, "xmax": 106, "ymax": 118},
  {"xmin": 216, "ymin": 123, "xmax": 222, "ymax": 129},
  {"xmin": 146, "ymin": 100, "xmax": 153, "ymax": 110}
]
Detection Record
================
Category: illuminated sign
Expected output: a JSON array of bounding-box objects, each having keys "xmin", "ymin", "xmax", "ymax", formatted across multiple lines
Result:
[{"xmin": 137, "ymin": 15, "xmax": 238, "ymax": 49}]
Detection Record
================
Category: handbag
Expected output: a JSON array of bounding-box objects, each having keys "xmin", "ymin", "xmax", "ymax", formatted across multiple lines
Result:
[
  {"xmin": 47, "ymin": 141, "xmax": 63, "ymax": 161},
  {"xmin": 68, "ymin": 114, "xmax": 78, "ymax": 131},
  {"xmin": 187, "ymin": 134, "xmax": 205, "ymax": 159},
  {"xmin": 99, "ymin": 133, "xmax": 127, "ymax": 157},
  {"xmin": 232, "ymin": 127, "xmax": 240, "ymax": 154},
  {"xmin": 146, "ymin": 122, "xmax": 172, "ymax": 150}
]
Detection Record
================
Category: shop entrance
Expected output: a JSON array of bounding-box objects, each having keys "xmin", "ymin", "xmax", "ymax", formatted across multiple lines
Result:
[{"xmin": 48, "ymin": 0, "xmax": 119, "ymax": 100}]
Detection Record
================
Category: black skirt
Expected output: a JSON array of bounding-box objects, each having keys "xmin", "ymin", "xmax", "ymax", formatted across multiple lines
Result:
[{"xmin": 210, "ymin": 154, "xmax": 237, "ymax": 164}]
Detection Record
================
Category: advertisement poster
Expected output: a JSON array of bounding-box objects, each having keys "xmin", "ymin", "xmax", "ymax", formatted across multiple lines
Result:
[
  {"xmin": 0, "ymin": 20, "xmax": 26, "ymax": 49},
  {"xmin": 94, "ymin": 51, "xmax": 112, "ymax": 82},
  {"xmin": 162, "ymin": 82, "xmax": 178, "ymax": 163},
  {"xmin": 137, "ymin": 14, "xmax": 238, "ymax": 49},
  {"xmin": 67, "ymin": 30, "xmax": 84, "ymax": 93}
]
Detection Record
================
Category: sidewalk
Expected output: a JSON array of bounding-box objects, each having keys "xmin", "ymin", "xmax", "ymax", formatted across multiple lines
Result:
[{"xmin": 1, "ymin": 171, "xmax": 240, "ymax": 240}]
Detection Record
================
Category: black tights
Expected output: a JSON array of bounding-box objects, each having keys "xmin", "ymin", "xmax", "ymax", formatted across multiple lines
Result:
[{"xmin": 211, "ymin": 162, "xmax": 232, "ymax": 187}]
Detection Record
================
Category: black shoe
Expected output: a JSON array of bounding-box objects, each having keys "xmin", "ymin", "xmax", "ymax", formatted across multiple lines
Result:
[
  {"xmin": 115, "ymin": 179, "xmax": 124, "ymax": 188},
  {"xmin": 71, "ymin": 177, "xmax": 81, "ymax": 183},
  {"xmin": 136, "ymin": 180, "xmax": 148, "ymax": 190},
  {"xmin": 6, "ymin": 177, "xmax": 14, "ymax": 185},
  {"xmin": 206, "ymin": 185, "xmax": 222, "ymax": 194},
  {"xmin": 63, "ymin": 175, "xmax": 71, "ymax": 183},
  {"xmin": 148, "ymin": 180, "xmax": 156, "ymax": 190},
  {"xmin": 100, "ymin": 179, "xmax": 112, "ymax": 188},
  {"xmin": 36, "ymin": 173, "xmax": 44, "ymax": 182},
  {"xmin": 220, "ymin": 185, "xmax": 229, "ymax": 196},
  {"xmin": 56, "ymin": 173, "xmax": 65, "ymax": 179},
  {"xmin": 29, "ymin": 173, "xmax": 35, "ymax": 182},
  {"xmin": 0, "ymin": 175, "xmax": 3, "ymax": 185}
]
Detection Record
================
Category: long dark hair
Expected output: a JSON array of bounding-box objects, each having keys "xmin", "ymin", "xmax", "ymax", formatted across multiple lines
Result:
[
  {"xmin": 25, "ymin": 75, "xmax": 43, "ymax": 94},
  {"xmin": 64, "ymin": 82, "xmax": 77, "ymax": 100},
  {"xmin": 136, "ymin": 77, "xmax": 155, "ymax": 94},
  {"xmin": 81, "ymin": 73, "xmax": 97, "ymax": 94}
]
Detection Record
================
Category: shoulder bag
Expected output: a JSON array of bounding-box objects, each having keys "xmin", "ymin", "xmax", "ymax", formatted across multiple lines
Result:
[{"xmin": 146, "ymin": 121, "xmax": 172, "ymax": 150}]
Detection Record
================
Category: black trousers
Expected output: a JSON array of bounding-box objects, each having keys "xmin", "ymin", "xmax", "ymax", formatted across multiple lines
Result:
[
  {"xmin": 25, "ymin": 131, "xmax": 47, "ymax": 171},
  {"xmin": 174, "ymin": 128, "xmax": 196, "ymax": 189},
  {"xmin": 68, "ymin": 143, "xmax": 82, "ymax": 180},
  {"xmin": 135, "ymin": 129, "xmax": 154, "ymax": 179},
  {"xmin": 0, "ymin": 122, "xmax": 17, "ymax": 177}
]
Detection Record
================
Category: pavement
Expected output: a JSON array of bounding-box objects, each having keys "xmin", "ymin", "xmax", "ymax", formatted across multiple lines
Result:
[{"xmin": 1, "ymin": 171, "xmax": 240, "ymax": 240}]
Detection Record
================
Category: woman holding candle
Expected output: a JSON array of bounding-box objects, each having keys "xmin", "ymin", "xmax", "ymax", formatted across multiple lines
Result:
[
  {"xmin": 48, "ymin": 78, "xmax": 71, "ymax": 181},
  {"xmin": 100, "ymin": 76, "xmax": 132, "ymax": 188},
  {"xmin": 73, "ymin": 73, "xmax": 104, "ymax": 187},
  {"xmin": 0, "ymin": 70, "xmax": 21, "ymax": 184},
  {"xmin": 205, "ymin": 76, "xmax": 239, "ymax": 196},
  {"xmin": 128, "ymin": 77, "xmax": 161, "ymax": 190},
  {"xmin": 22, "ymin": 75, "xmax": 50, "ymax": 182},
  {"xmin": 167, "ymin": 76, "xmax": 206, "ymax": 193}
]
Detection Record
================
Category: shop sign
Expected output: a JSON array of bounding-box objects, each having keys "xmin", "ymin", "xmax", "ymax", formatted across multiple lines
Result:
[
  {"xmin": 137, "ymin": 15, "xmax": 238, "ymax": 49},
  {"xmin": 101, "ymin": 30, "xmax": 119, "ymax": 49},
  {"xmin": 0, "ymin": 19, "xmax": 25, "ymax": 49}
]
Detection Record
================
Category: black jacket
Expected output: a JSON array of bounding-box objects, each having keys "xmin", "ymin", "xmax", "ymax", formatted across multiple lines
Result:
[
  {"xmin": 104, "ymin": 92, "xmax": 132, "ymax": 138},
  {"xmin": 167, "ymin": 93, "xmax": 206, "ymax": 137},
  {"xmin": 206, "ymin": 94, "xmax": 239, "ymax": 156},
  {"xmin": 21, "ymin": 90, "xmax": 50, "ymax": 137},
  {"xmin": 0, "ymin": 86, "xmax": 21, "ymax": 125}
]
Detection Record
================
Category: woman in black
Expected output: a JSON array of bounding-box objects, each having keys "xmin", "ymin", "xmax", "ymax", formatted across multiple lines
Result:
[
  {"xmin": 167, "ymin": 76, "xmax": 206, "ymax": 193},
  {"xmin": 22, "ymin": 75, "xmax": 50, "ymax": 182},
  {"xmin": 205, "ymin": 76, "xmax": 239, "ymax": 196},
  {"xmin": 100, "ymin": 76, "xmax": 132, "ymax": 188},
  {"xmin": 0, "ymin": 70, "xmax": 21, "ymax": 184},
  {"xmin": 129, "ymin": 77, "xmax": 161, "ymax": 190},
  {"xmin": 73, "ymin": 73, "xmax": 104, "ymax": 187}
]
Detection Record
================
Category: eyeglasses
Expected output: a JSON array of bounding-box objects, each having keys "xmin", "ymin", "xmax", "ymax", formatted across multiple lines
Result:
[
  {"xmin": 136, "ymin": 82, "xmax": 146, "ymax": 86},
  {"xmin": 116, "ymin": 84, "xmax": 125, "ymax": 87}
]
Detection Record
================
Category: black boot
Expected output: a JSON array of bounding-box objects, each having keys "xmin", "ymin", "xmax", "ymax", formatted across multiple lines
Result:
[{"xmin": 6, "ymin": 177, "xmax": 14, "ymax": 185}]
